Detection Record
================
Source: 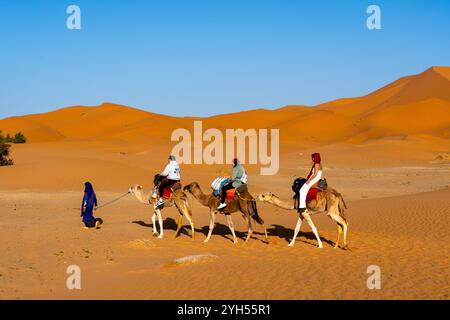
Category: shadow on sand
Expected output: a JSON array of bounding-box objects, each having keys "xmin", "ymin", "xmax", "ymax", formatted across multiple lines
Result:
[
  {"xmin": 132, "ymin": 218, "xmax": 268, "ymax": 244},
  {"xmin": 267, "ymin": 224, "xmax": 335, "ymax": 247}
]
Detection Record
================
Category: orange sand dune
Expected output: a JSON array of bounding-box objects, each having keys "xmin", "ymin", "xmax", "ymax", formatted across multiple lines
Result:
[{"xmin": 1, "ymin": 67, "xmax": 449, "ymax": 146}]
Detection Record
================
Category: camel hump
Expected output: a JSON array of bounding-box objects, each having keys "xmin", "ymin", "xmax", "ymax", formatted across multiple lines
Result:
[
  {"xmin": 171, "ymin": 182, "xmax": 182, "ymax": 192},
  {"xmin": 317, "ymin": 178, "xmax": 328, "ymax": 189},
  {"xmin": 236, "ymin": 184, "xmax": 248, "ymax": 193}
]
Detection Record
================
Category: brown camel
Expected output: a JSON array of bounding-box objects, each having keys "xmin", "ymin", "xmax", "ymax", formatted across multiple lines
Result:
[
  {"xmin": 183, "ymin": 182, "xmax": 268, "ymax": 244},
  {"xmin": 128, "ymin": 184, "xmax": 195, "ymax": 239},
  {"xmin": 257, "ymin": 188, "xmax": 348, "ymax": 249}
]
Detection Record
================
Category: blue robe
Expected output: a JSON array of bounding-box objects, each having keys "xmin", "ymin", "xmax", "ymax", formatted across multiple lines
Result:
[{"xmin": 81, "ymin": 182, "xmax": 97, "ymax": 223}]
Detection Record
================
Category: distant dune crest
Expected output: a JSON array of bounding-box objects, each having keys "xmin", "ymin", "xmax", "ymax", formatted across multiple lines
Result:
[{"xmin": 0, "ymin": 66, "xmax": 449, "ymax": 144}]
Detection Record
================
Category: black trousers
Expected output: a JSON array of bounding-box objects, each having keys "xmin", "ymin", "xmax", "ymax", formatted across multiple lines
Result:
[
  {"xmin": 221, "ymin": 182, "xmax": 235, "ymax": 203},
  {"xmin": 159, "ymin": 179, "xmax": 179, "ymax": 197}
]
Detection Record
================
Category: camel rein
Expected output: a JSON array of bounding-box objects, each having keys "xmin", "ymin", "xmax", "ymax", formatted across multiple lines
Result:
[
  {"xmin": 235, "ymin": 190, "xmax": 257, "ymax": 203},
  {"xmin": 95, "ymin": 191, "xmax": 131, "ymax": 211}
]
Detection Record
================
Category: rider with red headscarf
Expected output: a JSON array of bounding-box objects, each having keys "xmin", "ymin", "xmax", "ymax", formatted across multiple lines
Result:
[{"xmin": 298, "ymin": 153, "xmax": 323, "ymax": 213}]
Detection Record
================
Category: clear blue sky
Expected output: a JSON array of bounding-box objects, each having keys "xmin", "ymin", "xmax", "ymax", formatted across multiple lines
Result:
[{"xmin": 0, "ymin": 0, "xmax": 449, "ymax": 118}]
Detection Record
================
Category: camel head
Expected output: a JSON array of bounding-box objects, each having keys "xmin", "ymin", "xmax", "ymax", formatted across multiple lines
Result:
[
  {"xmin": 256, "ymin": 192, "xmax": 274, "ymax": 202},
  {"xmin": 128, "ymin": 184, "xmax": 143, "ymax": 195},
  {"xmin": 183, "ymin": 182, "xmax": 200, "ymax": 194}
]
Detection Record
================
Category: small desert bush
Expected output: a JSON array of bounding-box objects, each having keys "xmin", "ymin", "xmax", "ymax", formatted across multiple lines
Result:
[
  {"xmin": 13, "ymin": 132, "xmax": 27, "ymax": 144},
  {"xmin": 0, "ymin": 131, "xmax": 13, "ymax": 166}
]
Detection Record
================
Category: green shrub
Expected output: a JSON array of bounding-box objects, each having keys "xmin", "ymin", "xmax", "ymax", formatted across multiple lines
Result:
[
  {"xmin": 0, "ymin": 131, "xmax": 13, "ymax": 166},
  {"xmin": 13, "ymin": 132, "xmax": 27, "ymax": 144}
]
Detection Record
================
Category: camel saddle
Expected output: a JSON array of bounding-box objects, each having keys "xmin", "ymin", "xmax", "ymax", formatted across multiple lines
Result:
[
  {"xmin": 292, "ymin": 177, "xmax": 327, "ymax": 204},
  {"xmin": 159, "ymin": 179, "xmax": 182, "ymax": 200},
  {"xmin": 222, "ymin": 184, "xmax": 248, "ymax": 202},
  {"xmin": 306, "ymin": 188, "xmax": 319, "ymax": 203},
  {"xmin": 293, "ymin": 188, "xmax": 320, "ymax": 209}
]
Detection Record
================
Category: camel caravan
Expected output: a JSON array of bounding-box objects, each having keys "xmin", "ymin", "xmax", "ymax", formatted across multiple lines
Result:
[{"xmin": 122, "ymin": 153, "xmax": 349, "ymax": 249}]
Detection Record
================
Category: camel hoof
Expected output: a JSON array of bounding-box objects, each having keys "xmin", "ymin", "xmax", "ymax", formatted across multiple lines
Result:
[
  {"xmin": 157, "ymin": 235, "xmax": 163, "ymax": 239},
  {"xmin": 318, "ymin": 244, "xmax": 323, "ymax": 249},
  {"xmin": 288, "ymin": 243, "xmax": 294, "ymax": 247},
  {"xmin": 233, "ymin": 240, "xmax": 238, "ymax": 245}
]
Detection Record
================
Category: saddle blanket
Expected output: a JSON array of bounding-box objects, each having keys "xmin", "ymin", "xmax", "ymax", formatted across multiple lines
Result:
[{"xmin": 211, "ymin": 177, "xmax": 231, "ymax": 197}]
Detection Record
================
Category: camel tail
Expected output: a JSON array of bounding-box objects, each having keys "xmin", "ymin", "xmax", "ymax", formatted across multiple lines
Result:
[
  {"xmin": 337, "ymin": 192, "xmax": 347, "ymax": 222},
  {"xmin": 249, "ymin": 200, "xmax": 265, "ymax": 225}
]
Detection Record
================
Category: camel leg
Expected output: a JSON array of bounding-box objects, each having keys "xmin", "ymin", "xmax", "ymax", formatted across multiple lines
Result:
[
  {"xmin": 303, "ymin": 212, "xmax": 323, "ymax": 248},
  {"xmin": 243, "ymin": 215, "xmax": 253, "ymax": 245},
  {"xmin": 288, "ymin": 217, "xmax": 303, "ymax": 247},
  {"xmin": 204, "ymin": 210, "xmax": 216, "ymax": 243},
  {"xmin": 156, "ymin": 209, "xmax": 164, "ymax": 239},
  {"xmin": 173, "ymin": 215, "xmax": 183, "ymax": 239},
  {"xmin": 226, "ymin": 214, "xmax": 238, "ymax": 244},
  {"xmin": 176, "ymin": 199, "xmax": 195, "ymax": 240},
  {"xmin": 334, "ymin": 225, "xmax": 342, "ymax": 249},
  {"xmin": 151, "ymin": 212, "xmax": 159, "ymax": 236},
  {"xmin": 262, "ymin": 223, "xmax": 269, "ymax": 244},
  {"xmin": 329, "ymin": 213, "xmax": 348, "ymax": 249},
  {"xmin": 183, "ymin": 211, "xmax": 195, "ymax": 240},
  {"xmin": 342, "ymin": 221, "xmax": 349, "ymax": 248}
]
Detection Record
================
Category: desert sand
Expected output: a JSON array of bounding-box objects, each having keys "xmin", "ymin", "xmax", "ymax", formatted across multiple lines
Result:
[{"xmin": 0, "ymin": 67, "xmax": 449, "ymax": 299}]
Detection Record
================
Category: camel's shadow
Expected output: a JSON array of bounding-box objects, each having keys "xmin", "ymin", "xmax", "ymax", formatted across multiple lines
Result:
[
  {"xmin": 133, "ymin": 218, "xmax": 184, "ymax": 232},
  {"xmin": 132, "ymin": 218, "xmax": 267, "ymax": 243},
  {"xmin": 268, "ymin": 224, "xmax": 334, "ymax": 247},
  {"xmin": 133, "ymin": 218, "xmax": 191, "ymax": 236}
]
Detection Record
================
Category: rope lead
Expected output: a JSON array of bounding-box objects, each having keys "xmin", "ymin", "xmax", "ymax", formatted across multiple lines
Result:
[{"xmin": 95, "ymin": 191, "xmax": 130, "ymax": 211}]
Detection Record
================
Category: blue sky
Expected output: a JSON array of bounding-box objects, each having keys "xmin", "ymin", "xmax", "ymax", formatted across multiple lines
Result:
[{"xmin": 0, "ymin": 0, "xmax": 449, "ymax": 118}]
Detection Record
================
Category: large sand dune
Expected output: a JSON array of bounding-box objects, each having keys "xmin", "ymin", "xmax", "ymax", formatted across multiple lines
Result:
[{"xmin": 1, "ymin": 67, "xmax": 449, "ymax": 145}]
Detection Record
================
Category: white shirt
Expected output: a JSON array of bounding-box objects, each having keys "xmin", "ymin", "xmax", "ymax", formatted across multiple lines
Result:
[
  {"xmin": 161, "ymin": 160, "xmax": 181, "ymax": 180},
  {"xmin": 308, "ymin": 165, "xmax": 323, "ymax": 182}
]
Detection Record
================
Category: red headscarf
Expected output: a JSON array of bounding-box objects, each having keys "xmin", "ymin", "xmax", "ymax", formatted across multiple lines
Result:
[
  {"xmin": 306, "ymin": 153, "xmax": 321, "ymax": 180},
  {"xmin": 312, "ymin": 153, "xmax": 321, "ymax": 164}
]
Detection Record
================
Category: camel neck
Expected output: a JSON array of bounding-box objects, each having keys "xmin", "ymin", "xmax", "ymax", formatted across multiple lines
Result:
[
  {"xmin": 136, "ymin": 190, "xmax": 151, "ymax": 204},
  {"xmin": 192, "ymin": 187, "xmax": 210, "ymax": 206},
  {"xmin": 270, "ymin": 195, "xmax": 295, "ymax": 210}
]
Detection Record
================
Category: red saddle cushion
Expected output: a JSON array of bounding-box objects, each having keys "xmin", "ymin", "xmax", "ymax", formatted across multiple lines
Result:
[
  {"xmin": 161, "ymin": 179, "xmax": 178, "ymax": 200},
  {"xmin": 225, "ymin": 189, "xmax": 235, "ymax": 202},
  {"xmin": 306, "ymin": 188, "xmax": 319, "ymax": 203}
]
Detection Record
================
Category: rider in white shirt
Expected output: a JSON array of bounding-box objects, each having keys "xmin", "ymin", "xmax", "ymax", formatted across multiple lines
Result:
[
  {"xmin": 298, "ymin": 153, "xmax": 322, "ymax": 213},
  {"xmin": 155, "ymin": 155, "xmax": 180, "ymax": 207}
]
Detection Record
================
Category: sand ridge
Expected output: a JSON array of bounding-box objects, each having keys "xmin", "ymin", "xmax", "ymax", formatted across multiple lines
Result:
[{"xmin": 1, "ymin": 67, "xmax": 449, "ymax": 145}]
